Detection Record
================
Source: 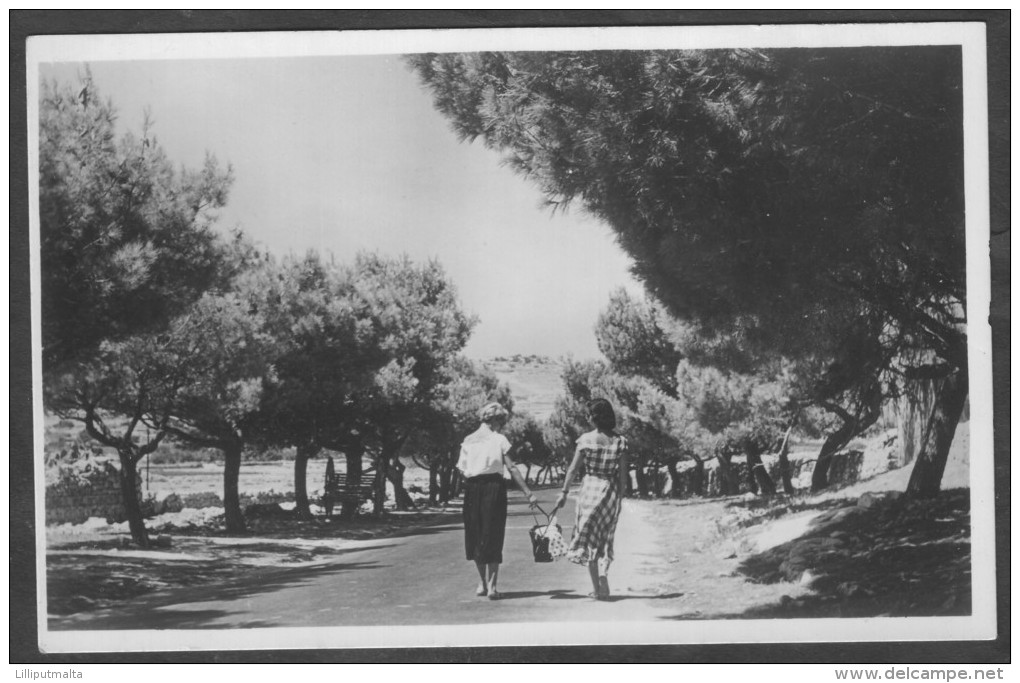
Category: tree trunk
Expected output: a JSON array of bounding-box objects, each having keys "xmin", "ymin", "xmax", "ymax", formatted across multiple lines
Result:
[
  {"xmin": 652, "ymin": 464, "xmax": 668, "ymax": 497},
  {"xmin": 665, "ymin": 459, "xmax": 682, "ymax": 498},
  {"xmin": 746, "ymin": 442, "xmax": 777, "ymax": 497},
  {"xmin": 744, "ymin": 453, "xmax": 759, "ymax": 495},
  {"xmin": 906, "ymin": 369, "xmax": 968, "ymax": 499},
  {"xmin": 898, "ymin": 379, "xmax": 938, "ymax": 467},
  {"xmin": 118, "ymin": 452, "xmax": 149, "ymax": 547},
  {"xmin": 223, "ymin": 441, "xmax": 246, "ymax": 533},
  {"xmin": 293, "ymin": 443, "xmax": 319, "ymax": 520},
  {"xmin": 428, "ymin": 460, "xmax": 439, "ymax": 506},
  {"xmin": 438, "ymin": 453, "xmax": 453, "ymax": 503},
  {"xmin": 690, "ymin": 457, "xmax": 705, "ymax": 497},
  {"xmin": 776, "ymin": 423, "xmax": 796, "ymax": 495},
  {"xmin": 340, "ymin": 447, "xmax": 364, "ymax": 520},
  {"xmin": 536, "ymin": 466, "xmax": 548, "ymax": 485},
  {"xmin": 386, "ymin": 457, "xmax": 416, "ymax": 511},
  {"xmin": 323, "ymin": 455, "xmax": 337, "ymax": 518},
  {"xmin": 621, "ymin": 461, "xmax": 633, "ymax": 496},
  {"xmin": 810, "ymin": 421, "xmax": 856, "ymax": 493},
  {"xmin": 373, "ymin": 452, "xmax": 389, "ymax": 515},
  {"xmin": 715, "ymin": 453, "xmax": 739, "ymax": 496},
  {"xmin": 451, "ymin": 468, "xmax": 463, "ymax": 499},
  {"xmin": 625, "ymin": 462, "xmax": 641, "ymax": 497}
]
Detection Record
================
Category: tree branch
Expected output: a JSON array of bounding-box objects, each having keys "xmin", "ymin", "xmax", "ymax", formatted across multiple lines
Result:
[
  {"xmin": 820, "ymin": 401, "xmax": 854, "ymax": 424},
  {"xmin": 903, "ymin": 363, "xmax": 955, "ymax": 381}
]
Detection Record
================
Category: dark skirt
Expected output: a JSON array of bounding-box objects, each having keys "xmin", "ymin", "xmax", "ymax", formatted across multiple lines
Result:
[{"xmin": 463, "ymin": 474, "xmax": 508, "ymax": 563}]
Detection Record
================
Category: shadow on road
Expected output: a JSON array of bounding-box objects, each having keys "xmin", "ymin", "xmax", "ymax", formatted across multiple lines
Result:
[
  {"xmin": 492, "ymin": 590, "xmax": 687, "ymax": 603},
  {"xmin": 50, "ymin": 559, "xmax": 385, "ymax": 630},
  {"xmin": 77, "ymin": 607, "xmax": 282, "ymax": 630},
  {"xmin": 496, "ymin": 589, "xmax": 580, "ymax": 600},
  {"xmin": 600, "ymin": 592, "xmax": 686, "ymax": 603}
]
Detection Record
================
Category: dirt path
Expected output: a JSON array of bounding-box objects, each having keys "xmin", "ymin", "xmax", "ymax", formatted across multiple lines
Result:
[{"xmin": 619, "ymin": 496, "xmax": 812, "ymax": 620}]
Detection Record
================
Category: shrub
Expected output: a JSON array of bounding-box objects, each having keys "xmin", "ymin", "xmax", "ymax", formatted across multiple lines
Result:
[
  {"xmin": 139, "ymin": 493, "xmax": 160, "ymax": 519},
  {"xmin": 140, "ymin": 492, "xmax": 186, "ymax": 518},
  {"xmin": 182, "ymin": 491, "xmax": 224, "ymax": 509},
  {"xmin": 147, "ymin": 446, "xmax": 218, "ymax": 466},
  {"xmin": 44, "ymin": 443, "xmax": 116, "ymax": 487},
  {"xmin": 239, "ymin": 489, "xmax": 295, "ymax": 506},
  {"xmin": 160, "ymin": 493, "xmax": 185, "ymax": 514}
]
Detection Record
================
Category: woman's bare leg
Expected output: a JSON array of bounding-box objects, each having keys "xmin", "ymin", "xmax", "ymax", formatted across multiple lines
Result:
[
  {"xmin": 588, "ymin": 560, "xmax": 601, "ymax": 598},
  {"xmin": 475, "ymin": 560, "xmax": 488, "ymax": 595},
  {"xmin": 487, "ymin": 562, "xmax": 500, "ymax": 596}
]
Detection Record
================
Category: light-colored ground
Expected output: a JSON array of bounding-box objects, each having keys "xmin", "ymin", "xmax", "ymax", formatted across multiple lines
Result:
[{"xmin": 45, "ymin": 419, "xmax": 974, "ymax": 633}]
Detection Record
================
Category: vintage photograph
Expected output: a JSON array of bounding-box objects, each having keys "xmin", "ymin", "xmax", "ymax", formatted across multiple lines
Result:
[{"xmin": 25, "ymin": 20, "xmax": 997, "ymax": 654}]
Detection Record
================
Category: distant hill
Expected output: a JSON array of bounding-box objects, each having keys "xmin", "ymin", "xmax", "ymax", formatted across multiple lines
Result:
[{"xmin": 483, "ymin": 355, "xmax": 565, "ymax": 422}]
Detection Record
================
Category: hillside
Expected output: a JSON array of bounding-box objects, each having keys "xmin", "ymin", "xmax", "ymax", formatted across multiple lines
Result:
[{"xmin": 483, "ymin": 355, "xmax": 565, "ymax": 421}]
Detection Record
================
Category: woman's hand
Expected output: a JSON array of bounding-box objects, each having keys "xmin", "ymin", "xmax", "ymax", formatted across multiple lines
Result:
[
  {"xmin": 554, "ymin": 491, "xmax": 568, "ymax": 510},
  {"xmin": 527, "ymin": 492, "xmax": 538, "ymax": 509}
]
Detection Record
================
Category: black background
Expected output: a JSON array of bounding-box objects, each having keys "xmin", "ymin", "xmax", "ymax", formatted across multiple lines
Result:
[{"xmin": 9, "ymin": 10, "xmax": 1010, "ymax": 665}]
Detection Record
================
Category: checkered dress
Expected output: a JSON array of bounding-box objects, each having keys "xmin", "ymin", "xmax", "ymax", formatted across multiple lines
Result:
[{"xmin": 566, "ymin": 431, "xmax": 626, "ymax": 573}]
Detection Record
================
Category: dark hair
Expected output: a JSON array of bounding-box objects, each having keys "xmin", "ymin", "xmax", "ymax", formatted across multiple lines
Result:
[{"xmin": 587, "ymin": 398, "xmax": 616, "ymax": 432}]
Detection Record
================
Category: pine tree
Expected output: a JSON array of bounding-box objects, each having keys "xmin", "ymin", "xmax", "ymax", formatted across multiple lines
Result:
[
  {"xmin": 39, "ymin": 74, "xmax": 234, "ymax": 374},
  {"xmin": 408, "ymin": 48, "xmax": 967, "ymax": 497}
]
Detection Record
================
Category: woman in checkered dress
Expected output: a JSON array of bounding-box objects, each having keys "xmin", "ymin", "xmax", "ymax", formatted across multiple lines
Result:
[{"xmin": 553, "ymin": 398, "xmax": 629, "ymax": 600}]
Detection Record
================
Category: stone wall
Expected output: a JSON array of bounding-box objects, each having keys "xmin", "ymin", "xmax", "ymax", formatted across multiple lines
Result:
[
  {"xmin": 652, "ymin": 429, "xmax": 901, "ymax": 499},
  {"xmin": 45, "ymin": 456, "xmax": 139, "ymax": 526}
]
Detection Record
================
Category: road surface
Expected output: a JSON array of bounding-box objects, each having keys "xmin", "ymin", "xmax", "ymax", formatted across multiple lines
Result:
[{"xmin": 50, "ymin": 487, "xmax": 676, "ymax": 631}]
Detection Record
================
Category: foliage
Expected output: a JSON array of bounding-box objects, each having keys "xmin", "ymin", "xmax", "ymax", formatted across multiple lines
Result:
[
  {"xmin": 596, "ymin": 289, "xmax": 684, "ymax": 396},
  {"xmin": 48, "ymin": 323, "xmax": 190, "ymax": 456},
  {"xmin": 44, "ymin": 442, "xmax": 118, "ymax": 489},
  {"xmin": 407, "ymin": 48, "xmax": 966, "ymax": 370},
  {"xmin": 162, "ymin": 259, "xmax": 282, "ymax": 448},
  {"xmin": 408, "ymin": 356, "xmax": 511, "ymax": 469},
  {"xmin": 544, "ymin": 359, "xmax": 679, "ymax": 470},
  {"xmin": 251, "ymin": 251, "xmax": 475, "ymax": 513},
  {"xmin": 504, "ymin": 410, "xmax": 554, "ymax": 471},
  {"xmin": 40, "ymin": 74, "xmax": 244, "ymax": 542},
  {"xmin": 348, "ymin": 253, "xmax": 477, "ymax": 455},
  {"xmin": 674, "ymin": 360, "xmax": 788, "ymax": 454},
  {"xmin": 255, "ymin": 252, "xmax": 385, "ymax": 453},
  {"xmin": 39, "ymin": 73, "xmax": 235, "ymax": 373},
  {"xmin": 259, "ymin": 252, "xmax": 475, "ymax": 455},
  {"xmin": 409, "ymin": 49, "xmax": 968, "ymax": 495}
]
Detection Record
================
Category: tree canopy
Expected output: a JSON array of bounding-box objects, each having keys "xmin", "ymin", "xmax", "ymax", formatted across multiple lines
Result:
[
  {"xmin": 39, "ymin": 74, "xmax": 235, "ymax": 372},
  {"xmin": 408, "ymin": 48, "xmax": 969, "ymax": 496},
  {"xmin": 407, "ymin": 48, "xmax": 965, "ymax": 369},
  {"xmin": 596, "ymin": 288, "xmax": 684, "ymax": 397}
]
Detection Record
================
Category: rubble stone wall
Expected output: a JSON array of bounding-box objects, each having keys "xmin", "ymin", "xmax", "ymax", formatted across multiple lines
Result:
[
  {"xmin": 654, "ymin": 429, "xmax": 901, "ymax": 499},
  {"xmin": 45, "ymin": 458, "xmax": 139, "ymax": 525}
]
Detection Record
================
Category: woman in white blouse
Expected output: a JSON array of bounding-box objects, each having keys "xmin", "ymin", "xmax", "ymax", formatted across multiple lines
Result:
[{"xmin": 457, "ymin": 402, "xmax": 538, "ymax": 600}]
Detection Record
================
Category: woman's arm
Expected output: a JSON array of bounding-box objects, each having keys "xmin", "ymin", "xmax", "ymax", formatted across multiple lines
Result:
[
  {"xmin": 618, "ymin": 440, "xmax": 629, "ymax": 497},
  {"xmin": 503, "ymin": 452, "xmax": 538, "ymax": 507},
  {"xmin": 554, "ymin": 445, "xmax": 585, "ymax": 510}
]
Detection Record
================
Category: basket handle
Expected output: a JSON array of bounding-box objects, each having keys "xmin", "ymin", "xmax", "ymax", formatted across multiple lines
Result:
[{"xmin": 531, "ymin": 503, "xmax": 558, "ymax": 533}]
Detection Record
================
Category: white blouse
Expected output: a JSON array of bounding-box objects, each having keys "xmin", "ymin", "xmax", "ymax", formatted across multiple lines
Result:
[{"xmin": 457, "ymin": 424, "xmax": 511, "ymax": 479}]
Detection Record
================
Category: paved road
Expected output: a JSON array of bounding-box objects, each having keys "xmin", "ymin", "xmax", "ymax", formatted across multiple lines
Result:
[{"xmin": 51, "ymin": 487, "xmax": 673, "ymax": 631}]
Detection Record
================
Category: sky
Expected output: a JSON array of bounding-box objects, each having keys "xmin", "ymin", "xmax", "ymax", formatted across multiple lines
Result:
[{"xmin": 40, "ymin": 55, "xmax": 645, "ymax": 360}]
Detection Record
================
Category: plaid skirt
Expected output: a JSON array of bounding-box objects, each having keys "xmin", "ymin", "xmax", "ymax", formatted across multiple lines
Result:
[
  {"xmin": 566, "ymin": 474, "xmax": 621, "ymax": 573},
  {"xmin": 462, "ymin": 474, "xmax": 507, "ymax": 564}
]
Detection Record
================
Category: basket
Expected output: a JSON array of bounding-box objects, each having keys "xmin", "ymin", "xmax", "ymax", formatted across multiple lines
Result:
[{"xmin": 529, "ymin": 505, "xmax": 567, "ymax": 563}]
